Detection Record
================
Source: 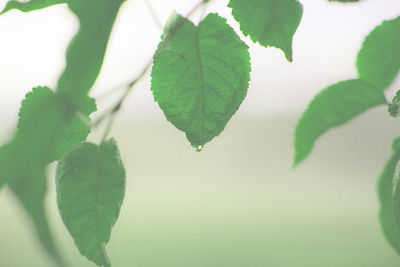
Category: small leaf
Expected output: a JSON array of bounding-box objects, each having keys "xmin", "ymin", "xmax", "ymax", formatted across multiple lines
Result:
[
  {"xmin": 357, "ymin": 16, "xmax": 400, "ymax": 90},
  {"xmin": 8, "ymin": 167, "xmax": 67, "ymax": 267},
  {"xmin": 56, "ymin": 0, "xmax": 125, "ymax": 107},
  {"xmin": 151, "ymin": 12, "xmax": 250, "ymax": 148},
  {"xmin": 56, "ymin": 139, "xmax": 126, "ymax": 267},
  {"xmin": 388, "ymin": 90, "xmax": 400, "ymax": 117},
  {"xmin": 228, "ymin": 0, "xmax": 303, "ymax": 61},
  {"xmin": 294, "ymin": 79, "xmax": 385, "ymax": 166},
  {"xmin": 378, "ymin": 138, "xmax": 400, "ymax": 255},
  {"xmin": 1, "ymin": 0, "xmax": 66, "ymax": 15}
]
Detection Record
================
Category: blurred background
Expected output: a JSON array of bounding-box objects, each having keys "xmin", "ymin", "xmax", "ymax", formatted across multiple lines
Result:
[{"xmin": 1, "ymin": 0, "xmax": 400, "ymax": 266}]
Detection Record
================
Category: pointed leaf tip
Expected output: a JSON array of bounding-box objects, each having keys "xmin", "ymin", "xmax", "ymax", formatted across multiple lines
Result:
[{"xmin": 151, "ymin": 12, "xmax": 250, "ymax": 148}]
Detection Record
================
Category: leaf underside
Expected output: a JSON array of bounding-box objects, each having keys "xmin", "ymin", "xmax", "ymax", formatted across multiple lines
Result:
[
  {"xmin": 294, "ymin": 79, "xmax": 385, "ymax": 166},
  {"xmin": 228, "ymin": 0, "xmax": 303, "ymax": 62},
  {"xmin": 151, "ymin": 12, "xmax": 251, "ymax": 149},
  {"xmin": 56, "ymin": 139, "xmax": 126, "ymax": 267}
]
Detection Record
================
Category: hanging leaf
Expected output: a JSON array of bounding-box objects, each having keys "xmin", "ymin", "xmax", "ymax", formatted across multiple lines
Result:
[
  {"xmin": 294, "ymin": 79, "xmax": 385, "ymax": 166},
  {"xmin": 56, "ymin": 139, "xmax": 126, "ymax": 267},
  {"xmin": 379, "ymin": 138, "xmax": 400, "ymax": 255},
  {"xmin": 228, "ymin": 0, "xmax": 303, "ymax": 61},
  {"xmin": 357, "ymin": 16, "xmax": 400, "ymax": 90},
  {"xmin": 0, "ymin": 0, "xmax": 66, "ymax": 14},
  {"xmin": 8, "ymin": 167, "xmax": 67, "ymax": 267},
  {"xmin": 56, "ymin": 0, "xmax": 125, "ymax": 109},
  {"xmin": 151, "ymin": 12, "xmax": 251, "ymax": 149}
]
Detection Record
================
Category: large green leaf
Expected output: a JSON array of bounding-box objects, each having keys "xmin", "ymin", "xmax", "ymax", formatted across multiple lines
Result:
[
  {"xmin": 151, "ymin": 12, "xmax": 250, "ymax": 149},
  {"xmin": 0, "ymin": 0, "xmax": 66, "ymax": 14},
  {"xmin": 228, "ymin": 0, "xmax": 303, "ymax": 62},
  {"xmin": 294, "ymin": 79, "xmax": 385, "ymax": 166},
  {"xmin": 56, "ymin": 139, "xmax": 126, "ymax": 267},
  {"xmin": 357, "ymin": 16, "xmax": 400, "ymax": 90},
  {"xmin": 18, "ymin": 87, "xmax": 96, "ymax": 162},
  {"xmin": 0, "ymin": 86, "xmax": 96, "ymax": 265},
  {"xmin": 379, "ymin": 138, "xmax": 400, "ymax": 255},
  {"xmin": 8, "ymin": 168, "xmax": 67, "ymax": 267},
  {"xmin": 56, "ymin": 0, "xmax": 125, "ymax": 108}
]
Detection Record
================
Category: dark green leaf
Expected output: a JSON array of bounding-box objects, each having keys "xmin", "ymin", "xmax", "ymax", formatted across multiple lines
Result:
[
  {"xmin": 8, "ymin": 167, "xmax": 67, "ymax": 267},
  {"xmin": 1, "ymin": 0, "xmax": 66, "ymax": 15},
  {"xmin": 294, "ymin": 79, "xmax": 385, "ymax": 166},
  {"xmin": 378, "ymin": 138, "xmax": 400, "ymax": 255},
  {"xmin": 56, "ymin": 0, "xmax": 125, "ymax": 108},
  {"xmin": 228, "ymin": 0, "xmax": 303, "ymax": 61},
  {"xmin": 388, "ymin": 90, "xmax": 400, "ymax": 117},
  {"xmin": 357, "ymin": 16, "xmax": 400, "ymax": 90},
  {"xmin": 151, "ymin": 12, "xmax": 250, "ymax": 149},
  {"xmin": 56, "ymin": 139, "xmax": 126, "ymax": 267}
]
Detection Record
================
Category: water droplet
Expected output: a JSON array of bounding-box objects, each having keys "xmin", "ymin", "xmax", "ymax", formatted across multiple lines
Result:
[{"xmin": 193, "ymin": 145, "xmax": 203, "ymax": 152}]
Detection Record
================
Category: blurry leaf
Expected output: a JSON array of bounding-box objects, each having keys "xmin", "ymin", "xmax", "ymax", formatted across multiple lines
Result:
[
  {"xmin": 17, "ymin": 86, "xmax": 96, "ymax": 163},
  {"xmin": 1, "ymin": 0, "xmax": 66, "ymax": 14},
  {"xmin": 8, "ymin": 167, "xmax": 67, "ymax": 267},
  {"xmin": 151, "ymin": 12, "xmax": 250, "ymax": 149},
  {"xmin": 388, "ymin": 90, "xmax": 400, "ymax": 117},
  {"xmin": 0, "ymin": 86, "xmax": 96, "ymax": 265},
  {"xmin": 56, "ymin": 139, "xmax": 126, "ymax": 267},
  {"xmin": 379, "ymin": 138, "xmax": 400, "ymax": 255},
  {"xmin": 228, "ymin": 0, "xmax": 303, "ymax": 61},
  {"xmin": 56, "ymin": 0, "xmax": 125, "ymax": 108},
  {"xmin": 357, "ymin": 16, "xmax": 400, "ymax": 90},
  {"xmin": 294, "ymin": 79, "xmax": 385, "ymax": 166}
]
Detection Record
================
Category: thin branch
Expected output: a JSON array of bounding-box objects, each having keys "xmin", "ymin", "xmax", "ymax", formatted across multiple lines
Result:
[{"xmin": 144, "ymin": 0, "xmax": 163, "ymax": 30}]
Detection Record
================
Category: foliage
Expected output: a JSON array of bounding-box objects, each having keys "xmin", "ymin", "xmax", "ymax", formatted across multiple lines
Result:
[{"xmin": 0, "ymin": 0, "xmax": 398, "ymax": 266}]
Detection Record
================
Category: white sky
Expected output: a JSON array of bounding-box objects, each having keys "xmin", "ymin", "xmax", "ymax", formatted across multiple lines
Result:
[{"xmin": 0, "ymin": 0, "xmax": 399, "ymax": 129}]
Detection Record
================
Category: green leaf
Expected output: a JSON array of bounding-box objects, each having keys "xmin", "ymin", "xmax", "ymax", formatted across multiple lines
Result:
[
  {"xmin": 294, "ymin": 79, "xmax": 385, "ymax": 166},
  {"xmin": 357, "ymin": 16, "xmax": 400, "ymax": 90},
  {"xmin": 151, "ymin": 12, "xmax": 251, "ymax": 149},
  {"xmin": 228, "ymin": 0, "xmax": 303, "ymax": 62},
  {"xmin": 17, "ymin": 86, "xmax": 96, "ymax": 163},
  {"xmin": 0, "ymin": 86, "xmax": 96, "ymax": 264},
  {"xmin": 378, "ymin": 138, "xmax": 400, "ymax": 255},
  {"xmin": 8, "ymin": 167, "xmax": 67, "ymax": 267},
  {"xmin": 1, "ymin": 0, "xmax": 66, "ymax": 15},
  {"xmin": 56, "ymin": 139, "xmax": 126, "ymax": 267},
  {"xmin": 56, "ymin": 0, "xmax": 125, "ymax": 108},
  {"xmin": 388, "ymin": 90, "xmax": 400, "ymax": 117}
]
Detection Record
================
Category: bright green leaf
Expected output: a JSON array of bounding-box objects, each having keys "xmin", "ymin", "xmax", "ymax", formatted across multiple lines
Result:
[
  {"xmin": 228, "ymin": 0, "xmax": 303, "ymax": 61},
  {"xmin": 294, "ymin": 79, "xmax": 385, "ymax": 166},
  {"xmin": 8, "ymin": 167, "xmax": 66, "ymax": 267},
  {"xmin": 56, "ymin": 0, "xmax": 125, "ymax": 108},
  {"xmin": 1, "ymin": 0, "xmax": 66, "ymax": 15},
  {"xmin": 56, "ymin": 139, "xmax": 126, "ymax": 267},
  {"xmin": 357, "ymin": 16, "xmax": 400, "ymax": 90},
  {"xmin": 378, "ymin": 138, "xmax": 400, "ymax": 255},
  {"xmin": 151, "ymin": 12, "xmax": 250, "ymax": 149}
]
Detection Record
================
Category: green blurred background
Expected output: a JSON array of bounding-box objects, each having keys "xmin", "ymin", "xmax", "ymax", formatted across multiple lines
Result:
[{"xmin": 1, "ymin": 0, "xmax": 400, "ymax": 266}]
